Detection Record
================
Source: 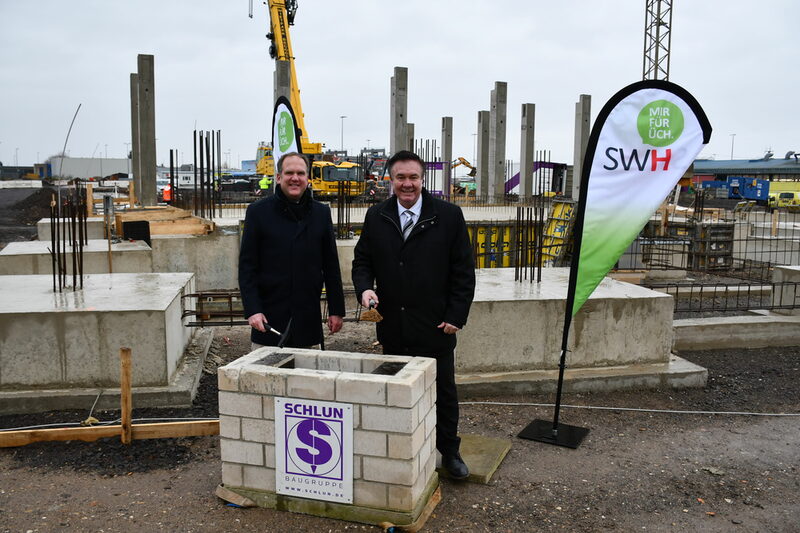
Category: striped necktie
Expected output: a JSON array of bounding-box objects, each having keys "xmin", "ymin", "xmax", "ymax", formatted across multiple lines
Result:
[{"xmin": 402, "ymin": 210, "xmax": 414, "ymax": 240}]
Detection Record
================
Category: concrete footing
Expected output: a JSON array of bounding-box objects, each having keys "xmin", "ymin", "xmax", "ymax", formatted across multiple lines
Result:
[
  {"xmin": 458, "ymin": 354, "xmax": 707, "ymax": 396},
  {"xmin": 37, "ymin": 217, "xmax": 106, "ymax": 240},
  {"xmin": 458, "ymin": 268, "xmax": 675, "ymax": 373},
  {"xmin": 0, "ymin": 239, "xmax": 152, "ymax": 275},
  {"xmin": 674, "ymin": 312, "xmax": 800, "ymax": 351},
  {"xmin": 0, "ymin": 273, "xmax": 199, "ymax": 415}
]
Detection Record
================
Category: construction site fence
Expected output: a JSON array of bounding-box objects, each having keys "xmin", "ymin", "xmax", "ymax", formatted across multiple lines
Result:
[{"xmin": 171, "ymin": 186, "xmax": 800, "ymax": 285}]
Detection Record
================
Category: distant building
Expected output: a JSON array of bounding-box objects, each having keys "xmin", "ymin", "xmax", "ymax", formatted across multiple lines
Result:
[
  {"xmin": 47, "ymin": 156, "xmax": 131, "ymax": 180},
  {"xmin": 694, "ymin": 151, "xmax": 800, "ymax": 182}
]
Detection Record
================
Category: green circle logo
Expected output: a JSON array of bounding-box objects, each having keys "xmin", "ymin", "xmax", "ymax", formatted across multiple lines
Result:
[
  {"xmin": 637, "ymin": 100, "xmax": 683, "ymax": 147},
  {"xmin": 277, "ymin": 111, "xmax": 294, "ymax": 151}
]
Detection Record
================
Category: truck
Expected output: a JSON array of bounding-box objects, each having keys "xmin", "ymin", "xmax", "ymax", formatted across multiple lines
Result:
[
  {"xmin": 766, "ymin": 181, "xmax": 800, "ymax": 210},
  {"xmin": 726, "ymin": 176, "xmax": 769, "ymax": 202}
]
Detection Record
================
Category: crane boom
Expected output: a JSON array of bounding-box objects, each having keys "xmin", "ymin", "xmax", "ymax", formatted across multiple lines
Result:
[{"xmin": 266, "ymin": 0, "xmax": 322, "ymax": 154}]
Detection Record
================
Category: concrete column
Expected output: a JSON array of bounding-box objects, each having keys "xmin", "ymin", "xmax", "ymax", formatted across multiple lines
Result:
[
  {"xmin": 570, "ymin": 94, "xmax": 591, "ymax": 200},
  {"xmin": 390, "ymin": 66, "xmax": 408, "ymax": 154},
  {"xmin": 476, "ymin": 110, "xmax": 490, "ymax": 197},
  {"xmin": 488, "ymin": 81, "xmax": 507, "ymax": 199},
  {"xmin": 137, "ymin": 54, "xmax": 157, "ymax": 206},
  {"xmin": 406, "ymin": 123, "xmax": 415, "ymax": 154},
  {"xmin": 274, "ymin": 60, "xmax": 291, "ymax": 104},
  {"xmin": 441, "ymin": 116, "xmax": 453, "ymax": 193},
  {"xmin": 519, "ymin": 103, "xmax": 535, "ymax": 198},
  {"xmin": 129, "ymin": 73, "xmax": 141, "ymax": 195}
]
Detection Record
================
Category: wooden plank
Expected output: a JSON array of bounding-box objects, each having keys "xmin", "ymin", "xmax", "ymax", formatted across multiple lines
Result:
[
  {"xmin": 131, "ymin": 421, "xmax": 219, "ymax": 439},
  {"xmin": 116, "ymin": 206, "xmax": 190, "ymax": 223},
  {"xmin": 120, "ymin": 347, "xmax": 132, "ymax": 444},
  {"xmin": 148, "ymin": 221, "xmax": 214, "ymax": 235},
  {"xmin": 0, "ymin": 420, "xmax": 220, "ymax": 448}
]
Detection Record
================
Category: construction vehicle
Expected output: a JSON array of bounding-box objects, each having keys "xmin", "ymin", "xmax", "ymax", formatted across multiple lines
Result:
[
  {"xmin": 310, "ymin": 160, "xmax": 364, "ymax": 198},
  {"xmin": 452, "ymin": 157, "xmax": 477, "ymax": 177},
  {"xmin": 255, "ymin": 142, "xmax": 275, "ymax": 180},
  {"xmin": 767, "ymin": 181, "xmax": 800, "ymax": 210},
  {"xmin": 258, "ymin": 0, "xmax": 363, "ymax": 197}
]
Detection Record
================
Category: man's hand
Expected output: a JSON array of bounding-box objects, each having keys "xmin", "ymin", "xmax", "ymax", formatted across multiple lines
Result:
[
  {"xmin": 248, "ymin": 313, "xmax": 268, "ymax": 333},
  {"xmin": 437, "ymin": 322, "xmax": 460, "ymax": 335},
  {"xmin": 360, "ymin": 290, "xmax": 379, "ymax": 309},
  {"xmin": 328, "ymin": 315, "xmax": 343, "ymax": 334}
]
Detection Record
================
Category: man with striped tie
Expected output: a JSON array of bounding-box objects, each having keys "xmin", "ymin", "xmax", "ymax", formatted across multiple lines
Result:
[{"xmin": 352, "ymin": 150, "xmax": 475, "ymax": 480}]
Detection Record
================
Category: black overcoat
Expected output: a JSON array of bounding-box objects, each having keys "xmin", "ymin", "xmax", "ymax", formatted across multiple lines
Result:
[
  {"xmin": 352, "ymin": 189, "xmax": 475, "ymax": 354},
  {"xmin": 238, "ymin": 189, "xmax": 345, "ymax": 347}
]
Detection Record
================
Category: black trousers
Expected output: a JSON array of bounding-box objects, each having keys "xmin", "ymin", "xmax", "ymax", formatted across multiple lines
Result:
[{"xmin": 384, "ymin": 346, "xmax": 461, "ymax": 456}]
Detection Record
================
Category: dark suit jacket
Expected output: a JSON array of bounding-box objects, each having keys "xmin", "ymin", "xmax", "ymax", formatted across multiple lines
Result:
[
  {"xmin": 352, "ymin": 189, "xmax": 475, "ymax": 354},
  {"xmin": 238, "ymin": 189, "xmax": 345, "ymax": 347}
]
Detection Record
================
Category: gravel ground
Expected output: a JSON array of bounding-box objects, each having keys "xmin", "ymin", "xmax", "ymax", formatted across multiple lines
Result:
[{"xmin": 1, "ymin": 323, "xmax": 799, "ymax": 532}]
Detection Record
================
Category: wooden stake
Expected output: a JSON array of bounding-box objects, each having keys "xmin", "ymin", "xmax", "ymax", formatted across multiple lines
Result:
[
  {"xmin": 772, "ymin": 209, "xmax": 779, "ymax": 237},
  {"xmin": 120, "ymin": 347, "xmax": 132, "ymax": 444},
  {"xmin": 86, "ymin": 183, "xmax": 94, "ymax": 217}
]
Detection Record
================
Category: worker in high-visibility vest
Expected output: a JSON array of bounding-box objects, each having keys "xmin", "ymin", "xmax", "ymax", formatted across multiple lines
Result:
[
  {"xmin": 163, "ymin": 183, "xmax": 172, "ymax": 203},
  {"xmin": 257, "ymin": 175, "xmax": 273, "ymax": 195}
]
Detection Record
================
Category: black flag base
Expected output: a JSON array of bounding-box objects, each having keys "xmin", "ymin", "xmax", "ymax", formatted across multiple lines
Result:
[{"xmin": 517, "ymin": 419, "xmax": 590, "ymax": 449}]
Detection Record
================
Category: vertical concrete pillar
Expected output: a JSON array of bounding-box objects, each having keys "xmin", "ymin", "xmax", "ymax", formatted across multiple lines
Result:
[
  {"xmin": 519, "ymin": 103, "xmax": 535, "ymax": 198},
  {"xmin": 390, "ymin": 66, "xmax": 408, "ymax": 154},
  {"xmin": 488, "ymin": 81, "xmax": 507, "ymax": 199},
  {"xmin": 475, "ymin": 110, "xmax": 490, "ymax": 197},
  {"xmin": 274, "ymin": 60, "xmax": 291, "ymax": 104},
  {"xmin": 129, "ymin": 73, "xmax": 141, "ymax": 196},
  {"xmin": 137, "ymin": 54, "xmax": 157, "ymax": 206},
  {"xmin": 441, "ymin": 116, "xmax": 453, "ymax": 194},
  {"xmin": 570, "ymin": 94, "xmax": 591, "ymax": 200},
  {"xmin": 406, "ymin": 123, "xmax": 415, "ymax": 154}
]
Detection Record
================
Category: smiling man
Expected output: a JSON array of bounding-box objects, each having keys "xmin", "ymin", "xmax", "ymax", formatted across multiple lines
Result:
[
  {"xmin": 239, "ymin": 152, "xmax": 345, "ymax": 349},
  {"xmin": 352, "ymin": 150, "xmax": 476, "ymax": 480}
]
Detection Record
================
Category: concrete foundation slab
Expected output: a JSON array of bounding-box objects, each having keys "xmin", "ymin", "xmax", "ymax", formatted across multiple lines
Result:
[
  {"xmin": 150, "ymin": 225, "xmax": 241, "ymax": 291},
  {"xmin": 0, "ymin": 328, "xmax": 212, "ymax": 415},
  {"xmin": 37, "ymin": 217, "xmax": 106, "ymax": 241},
  {"xmin": 457, "ymin": 354, "xmax": 707, "ymax": 396},
  {"xmin": 673, "ymin": 313, "xmax": 800, "ymax": 351},
  {"xmin": 0, "ymin": 239, "xmax": 152, "ymax": 275},
  {"xmin": 0, "ymin": 273, "xmax": 197, "ymax": 414},
  {"xmin": 457, "ymin": 268, "xmax": 674, "ymax": 373}
]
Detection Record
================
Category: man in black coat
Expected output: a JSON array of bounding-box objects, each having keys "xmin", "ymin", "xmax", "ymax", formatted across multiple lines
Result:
[
  {"xmin": 239, "ymin": 152, "xmax": 345, "ymax": 348},
  {"xmin": 352, "ymin": 150, "xmax": 476, "ymax": 479}
]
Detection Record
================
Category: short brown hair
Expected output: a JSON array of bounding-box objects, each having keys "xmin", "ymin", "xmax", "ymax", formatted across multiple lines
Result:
[
  {"xmin": 387, "ymin": 150, "xmax": 425, "ymax": 178},
  {"xmin": 277, "ymin": 152, "xmax": 310, "ymax": 174}
]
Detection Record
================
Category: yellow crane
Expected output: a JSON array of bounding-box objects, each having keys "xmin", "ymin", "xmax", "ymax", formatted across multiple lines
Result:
[
  {"xmin": 255, "ymin": 0, "xmax": 363, "ymax": 198},
  {"xmin": 265, "ymin": 0, "xmax": 323, "ymax": 155}
]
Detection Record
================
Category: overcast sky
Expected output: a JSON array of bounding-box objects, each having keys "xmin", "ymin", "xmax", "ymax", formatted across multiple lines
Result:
[{"xmin": 0, "ymin": 0, "xmax": 796, "ymax": 172}]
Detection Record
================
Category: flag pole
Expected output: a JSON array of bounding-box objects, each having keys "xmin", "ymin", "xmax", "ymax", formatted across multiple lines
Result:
[
  {"xmin": 517, "ymin": 141, "xmax": 593, "ymax": 449},
  {"xmin": 517, "ymin": 90, "xmax": 599, "ymax": 448}
]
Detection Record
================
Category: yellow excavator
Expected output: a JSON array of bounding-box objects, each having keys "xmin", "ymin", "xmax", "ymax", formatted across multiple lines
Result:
[
  {"xmin": 452, "ymin": 157, "xmax": 477, "ymax": 177},
  {"xmin": 256, "ymin": 0, "xmax": 362, "ymax": 197}
]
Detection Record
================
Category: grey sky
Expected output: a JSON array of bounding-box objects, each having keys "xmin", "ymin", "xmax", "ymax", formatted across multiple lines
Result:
[{"xmin": 0, "ymin": 1, "xmax": 796, "ymax": 172}]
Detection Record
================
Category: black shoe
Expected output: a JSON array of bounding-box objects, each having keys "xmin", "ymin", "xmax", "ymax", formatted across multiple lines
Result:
[{"xmin": 442, "ymin": 453, "xmax": 470, "ymax": 480}]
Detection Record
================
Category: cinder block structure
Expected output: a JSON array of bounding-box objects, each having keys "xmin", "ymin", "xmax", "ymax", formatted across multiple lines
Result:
[{"xmin": 217, "ymin": 348, "xmax": 439, "ymax": 526}]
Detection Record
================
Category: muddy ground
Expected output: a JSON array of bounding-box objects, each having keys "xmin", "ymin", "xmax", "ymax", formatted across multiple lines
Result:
[{"xmin": 1, "ymin": 322, "xmax": 798, "ymax": 532}]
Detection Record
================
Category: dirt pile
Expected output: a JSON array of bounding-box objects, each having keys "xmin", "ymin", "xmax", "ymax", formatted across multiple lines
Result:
[{"xmin": 0, "ymin": 184, "xmax": 56, "ymax": 248}]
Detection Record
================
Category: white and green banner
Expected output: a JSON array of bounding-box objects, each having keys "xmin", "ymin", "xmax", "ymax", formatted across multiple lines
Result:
[
  {"xmin": 272, "ymin": 95, "xmax": 303, "ymax": 175},
  {"xmin": 568, "ymin": 80, "xmax": 712, "ymax": 317}
]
